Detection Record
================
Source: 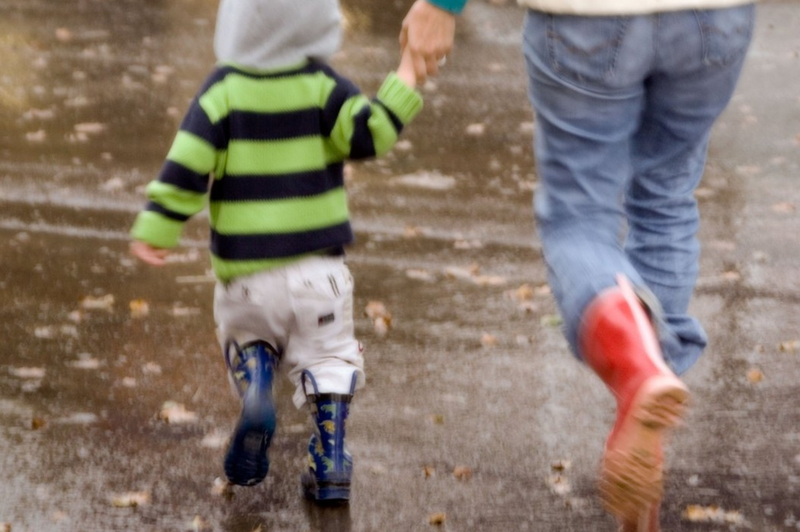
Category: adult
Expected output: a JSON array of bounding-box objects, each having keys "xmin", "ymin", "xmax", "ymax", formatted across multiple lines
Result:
[{"xmin": 401, "ymin": 0, "xmax": 756, "ymax": 530}]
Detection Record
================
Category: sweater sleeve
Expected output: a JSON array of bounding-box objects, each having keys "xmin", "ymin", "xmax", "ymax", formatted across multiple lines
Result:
[
  {"xmin": 130, "ymin": 97, "xmax": 222, "ymax": 249},
  {"xmin": 326, "ymin": 72, "xmax": 423, "ymax": 160},
  {"xmin": 426, "ymin": 0, "xmax": 468, "ymax": 14}
]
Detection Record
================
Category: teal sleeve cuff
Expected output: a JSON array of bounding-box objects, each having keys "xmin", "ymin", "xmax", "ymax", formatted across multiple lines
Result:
[
  {"xmin": 377, "ymin": 73, "xmax": 423, "ymax": 125},
  {"xmin": 426, "ymin": 0, "xmax": 468, "ymax": 14}
]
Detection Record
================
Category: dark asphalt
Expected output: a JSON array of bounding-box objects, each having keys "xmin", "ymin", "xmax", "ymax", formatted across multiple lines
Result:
[{"xmin": 1, "ymin": 1, "xmax": 799, "ymax": 531}]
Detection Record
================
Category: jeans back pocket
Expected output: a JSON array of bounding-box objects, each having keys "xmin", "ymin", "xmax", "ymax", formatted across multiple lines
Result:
[
  {"xmin": 546, "ymin": 14, "xmax": 629, "ymax": 87},
  {"xmin": 696, "ymin": 4, "xmax": 756, "ymax": 67}
]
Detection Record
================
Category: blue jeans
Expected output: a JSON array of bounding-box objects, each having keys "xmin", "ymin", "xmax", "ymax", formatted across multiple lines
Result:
[{"xmin": 523, "ymin": 5, "xmax": 755, "ymax": 374}]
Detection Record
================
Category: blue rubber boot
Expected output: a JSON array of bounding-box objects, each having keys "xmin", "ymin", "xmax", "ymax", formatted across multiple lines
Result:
[
  {"xmin": 223, "ymin": 341, "xmax": 279, "ymax": 486},
  {"xmin": 300, "ymin": 370, "xmax": 357, "ymax": 505}
]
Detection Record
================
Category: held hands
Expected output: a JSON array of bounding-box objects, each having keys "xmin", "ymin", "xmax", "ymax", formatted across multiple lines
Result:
[
  {"xmin": 130, "ymin": 240, "xmax": 170, "ymax": 266},
  {"xmin": 400, "ymin": 0, "xmax": 456, "ymax": 84}
]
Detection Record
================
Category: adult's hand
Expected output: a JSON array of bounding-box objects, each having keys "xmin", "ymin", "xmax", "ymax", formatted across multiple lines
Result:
[{"xmin": 400, "ymin": 0, "xmax": 456, "ymax": 84}]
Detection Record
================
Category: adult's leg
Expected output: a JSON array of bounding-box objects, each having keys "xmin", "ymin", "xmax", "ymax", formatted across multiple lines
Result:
[
  {"xmin": 625, "ymin": 5, "xmax": 756, "ymax": 375},
  {"xmin": 523, "ymin": 12, "xmax": 686, "ymax": 530}
]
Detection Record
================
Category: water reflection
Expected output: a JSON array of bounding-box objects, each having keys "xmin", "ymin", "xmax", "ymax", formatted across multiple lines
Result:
[{"xmin": 306, "ymin": 502, "xmax": 353, "ymax": 532}]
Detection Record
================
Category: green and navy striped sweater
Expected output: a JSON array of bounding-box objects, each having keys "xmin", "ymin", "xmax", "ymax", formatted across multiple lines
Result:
[{"xmin": 131, "ymin": 61, "xmax": 422, "ymax": 281}]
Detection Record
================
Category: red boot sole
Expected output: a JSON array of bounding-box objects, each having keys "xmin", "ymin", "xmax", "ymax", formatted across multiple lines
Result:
[{"xmin": 600, "ymin": 375, "xmax": 689, "ymax": 526}]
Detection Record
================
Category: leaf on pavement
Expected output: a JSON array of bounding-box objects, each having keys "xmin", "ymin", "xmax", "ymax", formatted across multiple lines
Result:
[
  {"xmin": 546, "ymin": 474, "xmax": 571, "ymax": 496},
  {"xmin": 10, "ymin": 367, "xmax": 46, "ymax": 379},
  {"xmin": 428, "ymin": 512, "xmax": 446, "ymax": 526},
  {"xmin": 682, "ymin": 505, "xmax": 744, "ymax": 525},
  {"xmin": 746, "ymin": 368, "xmax": 764, "ymax": 384},
  {"xmin": 157, "ymin": 401, "xmax": 198, "ymax": 424},
  {"xmin": 129, "ymin": 299, "xmax": 150, "ymax": 318},
  {"xmin": 453, "ymin": 466, "xmax": 473, "ymax": 481},
  {"xmin": 111, "ymin": 491, "xmax": 150, "ymax": 508},
  {"xmin": 406, "ymin": 269, "xmax": 435, "ymax": 282},
  {"xmin": 778, "ymin": 340, "xmax": 799, "ymax": 353},
  {"xmin": 80, "ymin": 294, "xmax": 115, "ymax": 311}
]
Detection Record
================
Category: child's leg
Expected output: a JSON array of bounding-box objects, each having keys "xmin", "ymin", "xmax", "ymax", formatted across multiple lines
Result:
[
  {"xmin": 282, "ymin": 256, "xmax": 364, "ymax": 408},
  {"xmin": 280, "ymin": 256, "xmax": 364, "ymax": 504},
  {"xmin": 213, "ymin": 271, "xmax": 293, "ymax": 486}
]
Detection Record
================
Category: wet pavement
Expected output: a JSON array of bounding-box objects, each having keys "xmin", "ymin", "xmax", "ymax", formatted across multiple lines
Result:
[{"xmin": 1, "ymin": 0, "xmax": 799, "ymax": 531}]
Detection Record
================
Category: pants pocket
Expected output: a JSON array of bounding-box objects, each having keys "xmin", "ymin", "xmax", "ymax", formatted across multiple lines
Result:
[
  {"xmin": 544, "ymin": 13, "xmax": 630, "ymax": 87},
  {"xmin": 696, "ymin": 4, "xmax": 755, "ymax": 67}
]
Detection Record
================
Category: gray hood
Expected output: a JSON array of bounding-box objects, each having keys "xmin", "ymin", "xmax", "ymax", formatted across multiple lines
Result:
[{"xmin": 214, "ymin": 0, "xmax": 342, "ymax": 70}]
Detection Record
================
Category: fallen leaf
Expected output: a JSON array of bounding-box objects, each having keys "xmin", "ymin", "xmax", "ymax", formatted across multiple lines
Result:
[
  {"xmin": 771, "ymin": 202, "xmax": 796, "ymax": 214},
  {"xmin": 779, "ymin": 340, "xmax": 799, "ymax": 353},
  {"xmin": 551, "ymin": 460, "xmax": 572, "ymax": 472},
  {"xmin": 423, "ymin": 465, "xmax": 436, "ymax": 478},
  {"xmin": 508, "ymin": 284, "xmax": 534, "ymax": 302},
  {"xmin": 70, "ymin": 354, "xmax": 101, "ymax": 370},
  {"xmin": 31, "ymin": 417, "xmax": 47, "ymax": 430},
  {"xmin": 157, "ymin": 401, "xmax": 198, "ymax": 424},
  {"xmin": 404, "ymin": 225, "xmax": 424, "ymax": 238},
  {"xmin": 473, "ymin": 275, "xmax": 507, "ymax": 287},
  {"xmin": 515, "ymin": 334, "xmax": 532, "ymax": 346},
  {"xmin": 540, "ymin": 314, "xmax": 563, "ymax": 328},
  {"xmin": 211, "ymin": 477, "xmax": 235, "ymax": 499},
  {"xmin": 111, "ymin": 491, "xmax": 150, "ymax": 508},
  {"xmin": 100, "ymin": 177, "xmax": 125, "ymax": 192},
  {"xmin": 392, "ymin": 171, "xmax": 456, "ymax": 191},
  {"xmin": 55, "ymin": 412, "xmax": 99, "ymax": 425},
  {"xmin": 454, "ymin": 239, "xmax": 483, "ymax": 250},
  {"xmin": 55, "ymin": 28, "xmax": 73, "ymax": 42},
  {"xmin": 34, "ymin": 326, "xmax": 57, "ymax": 339},
  {"xmin": 170, "ymin": 304, "xmax": 201, "ymax": 317},
  {"xmin": 429, "ymin": 414, "xmax": 445, "ymax": 425},
  {"xmin": 74, "ymin": 122, "xmax": 106, "ymax": 134},
  {"xmin": 480, "ymin": 333, "xmax": 498, "ymax": 348},
  {"xmin": 10, "ymin": 367, "xmax": 46, "ymax": 379},
  {"xmin": 746, "ymin": 368, "xmax": 763, "ymax": 383},
  {"xmin": 444, "ymin": 264, "xmax": 479, "ymax": 280},
  {"xmin": 365, "ymin": 301, "xmax": 391, "ymax": 320},
  {"xmin": 453, "ymin": 466, "xmax": 473, "ymax": 480},
  {"xmin": 81, "ymin": 294, "xmax": 115, "ymax": 311},
  {"xmin": 465, "ymin": 123, "xmax": 485, "ymax": 136},
  {"xmin": 0, "ymin": 523, "xmax": 10, "ymax": 532},
  {"xmin": 682, "ymin": 504, "xmax": 744, "ymax": 525},
  {"xmin": 535, "ymin": 284, "xmax": 551, "ymax": 296},
  {"xmin": 190, "ymin": 515, "xmax": 211, "ymax": 531},
  {"xmin": 546, "ymin": 474, "xmax": 571, "ymax": 496},
  {"xmin": 721, "ymin": 270, "xmax": 741, "ymax": 282},
  {"xmin": 406, "ymin": 269, "xmax": 435, "ymax": 282},
  {"xmin": 394, "ymin": 139, "xmax": 413, "ymax": 152},
  {"xmin": 26, "ymin": 130, "xmax": 47, "ymax": 142},
  {"xmin": 129, "ymin": 299, "xmax": 150, "ymax": 318},
  {"xmin": 428, "ymin": 512, "xmax": 446, "ymax": 526},
  {"xmin": 200, "ymin": 431, "xmax": 229, "ymax": 449},
  {"xmin": 142, "ymin": 362, "xmax": 162, "ymax": 375}
]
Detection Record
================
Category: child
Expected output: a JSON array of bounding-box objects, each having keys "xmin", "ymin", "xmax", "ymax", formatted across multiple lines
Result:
[{"xmin": 129, "ymin": 0, "xmax": 421, "ymax": 505}]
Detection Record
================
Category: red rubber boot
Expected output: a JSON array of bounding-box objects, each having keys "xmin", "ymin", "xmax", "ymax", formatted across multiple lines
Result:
[{"xmin": 581, "ymin": 275, "xmax": 689, "ymax": 531}]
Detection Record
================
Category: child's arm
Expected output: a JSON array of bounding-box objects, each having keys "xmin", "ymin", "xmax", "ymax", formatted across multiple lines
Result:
[
  {"xmin": 324, "ymin": 65, "xmax": 423, "ymax": 161},
  {"xmin": 130, "ymin": 91, "xmax": 223, "ymax": 264},
  {"xmin": 397, "ymin": 48, "xmax": 418, "ymax": 88}
]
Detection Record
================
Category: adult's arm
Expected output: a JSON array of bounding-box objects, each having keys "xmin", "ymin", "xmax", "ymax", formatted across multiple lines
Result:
[{"xmin": 400, "ymin": 0, "xmax": 466, "ymax": 82}]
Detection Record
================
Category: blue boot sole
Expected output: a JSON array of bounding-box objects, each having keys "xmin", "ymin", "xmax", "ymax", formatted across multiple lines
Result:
[
  {"xmin": 301, "ymin": 471, "xmax": 350, "ymax": 505},
  {"xmin": 224, "ymin": 421, "xmax": 274, "ymax": 486}
]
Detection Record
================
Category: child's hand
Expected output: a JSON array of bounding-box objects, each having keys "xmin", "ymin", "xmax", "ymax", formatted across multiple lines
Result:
[
  {"xmin": 397, "ymin": 48, "xmax": 418, "ymax": 88},
  {"xmin": 130, "ymin": 240, "xmax": 170, "ymax": 266}
]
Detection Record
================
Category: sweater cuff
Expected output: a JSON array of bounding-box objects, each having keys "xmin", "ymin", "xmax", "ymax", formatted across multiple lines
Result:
[
  {"xmin": 425, "ymin": 0, "xmax": 468, "ymax": 14},
  {"xmin": 130, "ymin": 210, "xmax": 184, "ymax": 249},
  {"xmin": 377, "ymin": 73, "xmax": 424, "ymax": 125}
]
